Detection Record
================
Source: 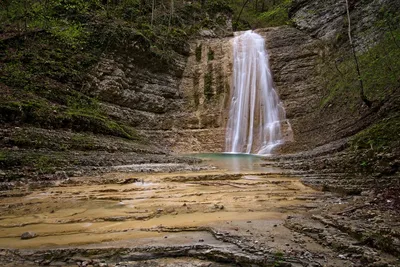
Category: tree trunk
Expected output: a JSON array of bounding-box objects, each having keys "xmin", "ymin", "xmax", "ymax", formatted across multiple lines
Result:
[
  {"xmin": 234, "ymin": 0, "xmax": 250, "ymax": 31},
  {"xmin": 151, "ymin": 0, "xmax": 155, "ymax": 26},
  {"xmin": 345, "ymin": 0, "xmax": 372, "ymax": 107},
  {"xmin": 169, "ymin": 0, "xmax": 174, "ymax": 30}
]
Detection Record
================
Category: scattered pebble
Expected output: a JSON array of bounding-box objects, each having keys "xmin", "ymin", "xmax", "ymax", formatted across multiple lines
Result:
[{"xmin": 21, "ymin": 232, "xmax": 37, "ymax": 240}]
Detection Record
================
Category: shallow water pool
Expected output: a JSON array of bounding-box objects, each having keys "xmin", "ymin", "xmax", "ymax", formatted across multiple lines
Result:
[{"xmin": 190, "ymin": 153, "xmax": 281, "ymax": 173}]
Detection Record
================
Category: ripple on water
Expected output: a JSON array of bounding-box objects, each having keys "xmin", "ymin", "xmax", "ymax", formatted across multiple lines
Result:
[{"xmin": 188, "ymin": 153, "xmax": 283, "ymax": 173}]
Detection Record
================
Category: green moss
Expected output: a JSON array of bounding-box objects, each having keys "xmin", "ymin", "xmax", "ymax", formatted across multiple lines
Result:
[
  {"xmin": 0, "ymin": 149, "xmax": 62, "ymax": 173},
  {"xmin": 216, "ymin": 70, "xmax": 224, "ymax": 95},
  {"xmin": 0, "ymin": 150, "xmax": 16, "ymax": 169},
  {"xmin": 34, "ymin": 155, "xmax": 58, "ymax": 174},
  {"xmin": 349, "ymin": 115, "xmax": 400, "ymax": 173},
  {"xmin": 351, "ymin": 115, "xmax": 400, "ymax": 151},
  {"xmin": 0, "ymin": 98, "xmax": 138, "ymax": 140},
  {"xmin": 195, "ymin": 44, "xmax": 202, "ymax": 62},
  {"xmin": 65, "ymin": 110, "xmax": 138, "ymax": 140},
  {"xmin": 204, "ymin": 71, "xmax": 213, "ymax": 100},
  {"xmin": 320, "ymin": 27, "xmax": 400, "ymax": 108},
  {"xmin": 207, "ymin": 48, "xmax": 214, "ymax": 61},
  {"xmin": 192, "ymin": 71, "xmax": 200, "ymax": 108}
]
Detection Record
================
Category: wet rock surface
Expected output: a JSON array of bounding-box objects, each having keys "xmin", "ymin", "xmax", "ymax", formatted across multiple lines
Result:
[
  {"xmin": 20, "ymin": 232, "xmax": 37, "ymax": 240},
  {"xmin": 1, "ymin": 160, "xmax": 399, "ymax": 267}
]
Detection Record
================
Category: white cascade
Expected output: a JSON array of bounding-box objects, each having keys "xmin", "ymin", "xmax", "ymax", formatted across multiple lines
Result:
[{"xmin": 225, "ymin": 30, "xmax": 289, "ymax": 155}]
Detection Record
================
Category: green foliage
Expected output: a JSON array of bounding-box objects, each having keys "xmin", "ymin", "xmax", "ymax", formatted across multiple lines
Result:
[
  {"xmin": 257, "ymin": 0, "xmax": 292, "ymax": 27},
  {"xmin": 231, "ymin": 0, "xmax": 292, "ymax": 30},
  {"xmin": 349, "ymin": 115, "xmax": 400, "ymax": 173},
  {"xmin": 1, "ymin": 0, "xmax": 232, "ymax": 66},
  {"xmin": 351, "ymin": 115, "xmax": 400, "ymax": 151},
  {"xmin": 320, "ymin": 27, "xmax": 400, "ymax": 108},
  {"xmin": 206, "ymin": 0, "xmax": 233, "ymax": 15},
  {"xmin": 273, "ymin": 251, "xmax": 284, "ymax": 266},
  {"xmin": 0, "ymin": 0, "xmax": 231, "ymax": 144},
  {"xmin": 0, "ymin": 149, "xmax": 67, "ymax": 174},
  {"xmin": 49, "ymin": 22, "xmax": 88, "ymax": 47},
  {"xmin": 196, "ymin": 44, "xmax": 202, "ymax": 62},
  {"xmin": 0, "ymin": 97, "xmax": 138, "ymax": 140}
]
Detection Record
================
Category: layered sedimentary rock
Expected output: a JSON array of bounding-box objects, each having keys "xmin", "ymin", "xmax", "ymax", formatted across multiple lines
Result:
[
  {"xmin": 290, "ymin": 0, "xmax": 400, "ymax": 51},
  {"xmin": 83, "ymin": 36, "xmax": 233, "ymax": 153},
  {"xmin": 82, "ymin": 0, "xmax": 398, "ymax": 154}
]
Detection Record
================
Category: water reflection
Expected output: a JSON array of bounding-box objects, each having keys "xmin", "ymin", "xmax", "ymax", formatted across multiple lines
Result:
[{"xmin": 191, "ymin": 153, "xmax": 275, "ymax": 172}]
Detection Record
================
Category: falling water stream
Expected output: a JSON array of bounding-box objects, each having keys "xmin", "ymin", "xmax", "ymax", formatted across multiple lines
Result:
[{"xmin": 225, "ymin": 30, "xmax": 289, "ymax": 155}]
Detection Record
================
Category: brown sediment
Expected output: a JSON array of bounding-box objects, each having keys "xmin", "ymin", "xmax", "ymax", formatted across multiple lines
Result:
[{"xmin": 0, "ymin": 170, "xmax": 318, "ymax": 249}]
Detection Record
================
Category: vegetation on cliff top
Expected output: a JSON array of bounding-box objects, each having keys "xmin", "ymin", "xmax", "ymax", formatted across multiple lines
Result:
[
  {"xmin": 0, "ymin": 0, "xmax": 232, "ymax": 140},
  {"xmin": 231, "ymin": 0, "xmax": 292, "ymax": 30},
  {"xmin": 0, "ymin": 0, "xmax": 291, "ymax": 139},
  {"xmin": 319, "ymin": 6, "xmax": 400, "ymax": 174}
]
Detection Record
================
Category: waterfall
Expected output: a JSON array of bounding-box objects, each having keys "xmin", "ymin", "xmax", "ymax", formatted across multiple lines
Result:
[{"xmin": 225, "ymin": 30, "xmax": 289, "ymax": 155}]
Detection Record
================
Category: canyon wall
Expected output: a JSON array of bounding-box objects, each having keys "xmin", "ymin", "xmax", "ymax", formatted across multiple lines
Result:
[
  {"xmin": 83, "ymin": 35, "xmax": 232, "ymax": 153},
  {"xmin": 83, "ymin": 0, "xmax": 399, "ymax": 154}
]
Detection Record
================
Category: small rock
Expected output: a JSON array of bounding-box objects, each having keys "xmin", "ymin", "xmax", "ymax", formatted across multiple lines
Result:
[
  {"xmin": 273, "ymin": 224, "xmax": 277, "ymax": 227},
  {"xmin": 247, "ymin": 220, "xmax": 252, "ymax": 223},
  {"xmin": 338, "ymin": 254, "xmax": 346, "ymax": 259},
  {"xmin": 21, "ymin": 232, "xmax": 37, "ymax": 240},
  {"xmin": 199, "ymin": 239, "xmax": 204, "ymax": 242}
]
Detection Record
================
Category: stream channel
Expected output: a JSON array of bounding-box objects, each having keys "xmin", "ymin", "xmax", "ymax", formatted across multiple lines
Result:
[{"xmin": 0, "ymin": 154, "xmax": 353, "ymax": 266}]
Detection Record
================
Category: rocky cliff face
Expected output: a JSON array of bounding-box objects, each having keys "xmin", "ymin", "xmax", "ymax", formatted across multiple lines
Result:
[
  {"xmin": 276, "ymin": 0, "xmax": 400, "ymax": 153},
  {"xmin": 83, "ymin": 36, "xmax": 233, "ymax": 153},
  {"xmin": 290, "ymin": 0, "xmax": 400, "ymax": 50},
  {"xmin": 84, "ymin": 28, "xmax": 311, "ymax": 154},
  {"xmin": 81, "ymin": 0, "xmax": 399, "ymax": 155},
  {"xmin": 256, "ymin": 27, "xmax": 321, "ymax": 152}
]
